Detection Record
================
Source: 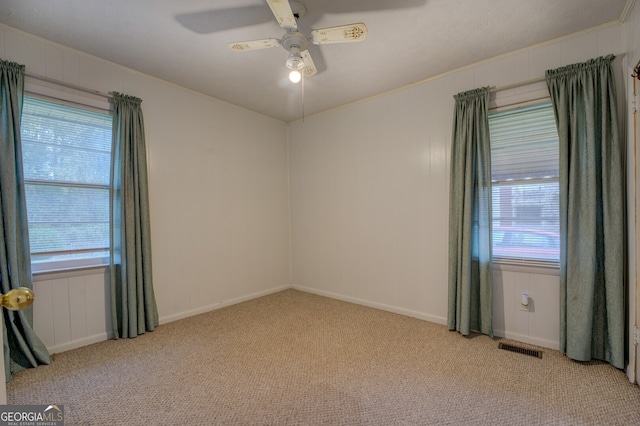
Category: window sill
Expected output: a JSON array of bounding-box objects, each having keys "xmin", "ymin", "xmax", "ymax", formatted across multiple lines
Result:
[
  {"xmin": 492, "ymin": 261, "xmax": 559, "ymax": 276},
  {"xmin": 32, "ymin": 263, "xmax": 109, "ymax": 281}
]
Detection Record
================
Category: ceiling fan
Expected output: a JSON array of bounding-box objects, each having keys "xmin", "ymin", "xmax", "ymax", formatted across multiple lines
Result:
[{"xmin": 227, "ymin": 0, "xmax": 368, "ymax": 83}]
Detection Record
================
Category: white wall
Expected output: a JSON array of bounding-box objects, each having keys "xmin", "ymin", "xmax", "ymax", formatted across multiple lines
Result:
[
  {"xmin": 289, "ymin": 22, "xmax": 625, "ymax": 350},
  {"xmin": 0, "ymin": 24, "xmax": 292, "ymax": 353},
  {"xmin": 0, "ymin": 15, "xmax": 636, "ymax": 361},
  {"xmin": 621, "ymin": 0, "xmax": 640, "ymax": 383},
  {"xmin": 33, "ymin": 268, "xmax": 110, "ymax": 354}
]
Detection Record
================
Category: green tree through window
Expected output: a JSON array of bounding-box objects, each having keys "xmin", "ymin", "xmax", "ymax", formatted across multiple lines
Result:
[{"xmin": 21, "ymin": 96, "xmax": 112, "ymax": 269}]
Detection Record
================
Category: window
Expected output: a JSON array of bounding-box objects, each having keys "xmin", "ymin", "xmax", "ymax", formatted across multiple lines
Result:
[
  {"xmin": 489, "ymin": 102, "xmax": 559, "ymax": 267},
  {"xmin": 21, "ymin": 96, "xmax": 112, "ymax": 271}
]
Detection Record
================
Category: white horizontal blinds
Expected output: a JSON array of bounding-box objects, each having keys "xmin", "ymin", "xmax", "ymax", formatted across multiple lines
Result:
[
  {"xmin": 489, "ymin": 102, "xmax": 560, "ymax": 267},
  {"xmin": 21, "ymin": 96, "xmax": 112, "ymax": 260}
]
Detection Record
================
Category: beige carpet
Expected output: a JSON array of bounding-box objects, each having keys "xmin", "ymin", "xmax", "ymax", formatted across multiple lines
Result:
[{"xmin": 7, "ymin": 289, "xmax": 640, "ymax": 425}]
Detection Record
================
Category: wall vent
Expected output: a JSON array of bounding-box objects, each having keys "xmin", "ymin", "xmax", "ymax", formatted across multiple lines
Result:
[{"xmin": 498, "ymin": 342, "xmax": 543, "ymax": 359}]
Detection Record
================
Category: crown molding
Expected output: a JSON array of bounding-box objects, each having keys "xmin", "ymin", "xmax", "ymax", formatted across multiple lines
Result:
[{"xmin": 620, "ymin": 0, "xmax": 637, "ymax": 23}]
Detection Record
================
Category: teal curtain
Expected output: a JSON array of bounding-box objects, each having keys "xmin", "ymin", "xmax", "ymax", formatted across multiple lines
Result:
[
  {"xmin": 546, "ymin": 55, "xmax": 624, "ymax": 369},
  {"xmin": 448, "ymin": 87, "xmax": 493, "ymax": 337},
  {"xmin": 110, "ymin": 92, "xmax": 158, "ymax": 339},
  {"xmin": 0, "ymin": 59, "xmax": 51, "ymax": 381}
]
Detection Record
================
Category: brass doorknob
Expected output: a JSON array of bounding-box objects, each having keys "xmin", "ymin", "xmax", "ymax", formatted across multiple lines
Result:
[{"xmin": 1, "ymin": 287, "xmax": 35, "ymax": 311}]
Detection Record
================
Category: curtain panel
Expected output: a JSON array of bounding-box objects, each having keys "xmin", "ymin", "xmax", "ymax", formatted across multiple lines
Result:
[
  {"xmin": 0, "ymin": 59, "xmax": 51, "ymax": 381},
  {"xmin": 447, "ymin": 86, "xmax": 493, "ymax": 337},
  {"xmin": 545, "ymin": 55, "xmax": 625, "ymax": 369},
  {"xmin": 110, "ymin": 92, "xmax": 158, "ymax": 339}
]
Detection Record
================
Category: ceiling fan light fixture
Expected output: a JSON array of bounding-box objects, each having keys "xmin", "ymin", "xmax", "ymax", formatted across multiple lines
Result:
[
  {"xmin": 289, "ymin": 69, "xmax": 302, "ymax": 83},
  {"xmin": 286, "ymin": 53, "xmax": 304, "ymax": 83},
  {"xmin": 286, "ymin": 54, "xmax": 304, "ymax": 70}
]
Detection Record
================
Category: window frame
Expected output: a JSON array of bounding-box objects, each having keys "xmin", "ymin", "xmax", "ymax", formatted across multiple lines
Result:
[
  {"xmin": 22, "ymin": 80, "xmax": 113, "ymax": 274},
  {"xmin": 488, "ymin": 99, "xmax": 560, "ymax": 270}
]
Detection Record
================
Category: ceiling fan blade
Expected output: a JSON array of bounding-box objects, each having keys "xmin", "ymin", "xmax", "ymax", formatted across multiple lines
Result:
[
  {"xmin": 228, "ymin": 38, "xmax": 281, "ymax": 52},
  {"xmin": 300, "ymin": 50, "xmax": 317, "ymax": 77},
  {"xmin": 176, "ymin": 6, "xmax": 273, "ymax": 34},
  {"xmin": 266, "ymin": 0, "xmax": 297, "ymax": 30},
  {"xmin": 309, "ymin": 23, "xmax": 368, "ymax": 45}
]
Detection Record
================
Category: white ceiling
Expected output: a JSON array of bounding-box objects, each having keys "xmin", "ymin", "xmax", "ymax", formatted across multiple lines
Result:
[{"xmin": 0, "ymin": 0, "xmax": 629, "ymax": 122}]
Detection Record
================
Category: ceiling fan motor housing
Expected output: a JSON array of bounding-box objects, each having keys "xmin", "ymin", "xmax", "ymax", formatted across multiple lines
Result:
[{"xmin": 281, "ymin": 31, "xmax": 309, "ymax": 53}]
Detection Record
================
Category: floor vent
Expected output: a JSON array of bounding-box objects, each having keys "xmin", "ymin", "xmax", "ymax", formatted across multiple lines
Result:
[{"xmin": 498, "ymin": 342, "xmax": 543, "ymax": 359}]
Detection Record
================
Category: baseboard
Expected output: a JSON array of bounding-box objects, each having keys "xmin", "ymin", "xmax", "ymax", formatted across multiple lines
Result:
[
  {"xmin": 493, "ymin": 329, "xmax": 559, "ymax": 350},
  {"xmin": 293, "ymin": 285, "xmax": 561, "ymax": 351},
  {"xmin": 159, "ymin": 285, "xmax": 291, "ymax": 325},
  {"xmin": 43, "ymin": 286, "xmax": 290, "ymax": 355},
  {"xmin": 43, "ymin": 284, "xmax": 561, "ymax": 359},
  {"xmin": 292, "ymin": 285, "xmax": 448, "ymax": 326},
  {"xmin": 47, "ymin": 332, "xmax": 111, "ymax": 355}
]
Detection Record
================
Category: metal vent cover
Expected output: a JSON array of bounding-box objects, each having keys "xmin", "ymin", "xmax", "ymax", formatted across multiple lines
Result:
[{"xmin": 498, "ymin": 342, "xmax": 543, "ymax": 359}]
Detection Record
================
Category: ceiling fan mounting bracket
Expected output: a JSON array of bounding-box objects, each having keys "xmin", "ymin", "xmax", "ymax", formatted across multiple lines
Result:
[{"xmin": 289, "ymin": 1, "xmax": 306, "ymax": 20}]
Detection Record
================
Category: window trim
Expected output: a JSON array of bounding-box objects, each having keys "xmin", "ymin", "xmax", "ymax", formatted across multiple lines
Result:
[
  {"xmin": 22, "ymin": 80, "xmax": 113, "ymax": 274},
  {"xmin": 31, "ymin": 255, "xmax": 110, "ymax": 274},
  {"xmin": 488, "ymin": 98, "xmax": 560, "ymax": 270},
  {"xmin": 492, "ymin": 261, "xmax": 559, "ymax": 276}
]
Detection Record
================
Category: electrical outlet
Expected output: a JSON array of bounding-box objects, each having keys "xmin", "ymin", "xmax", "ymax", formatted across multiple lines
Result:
[{"xmin": 520, "ymin": 293, "xmax": 530, "ymax": 311}]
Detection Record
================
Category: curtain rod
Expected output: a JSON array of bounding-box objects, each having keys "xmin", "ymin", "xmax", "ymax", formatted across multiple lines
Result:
[
  {"xmin": 25, "ymin": 71, "xmax": 112, "ymax": 99},
  {"xmin": 491, "ymin": 53, "xmax": 628, "ymax": 93},
  {"xmin": 490, "ymin": 76, "xmax": 546, "ymax": 93}
]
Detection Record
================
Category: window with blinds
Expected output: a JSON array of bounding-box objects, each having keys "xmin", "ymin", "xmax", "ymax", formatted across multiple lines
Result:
[
  {"xmin": 488, "ymin": 102, "xmax": 560, "ymax": 267},
  {"xmin": 21, "ymin": 96, "xmax": 112, "ymax": 270}
]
